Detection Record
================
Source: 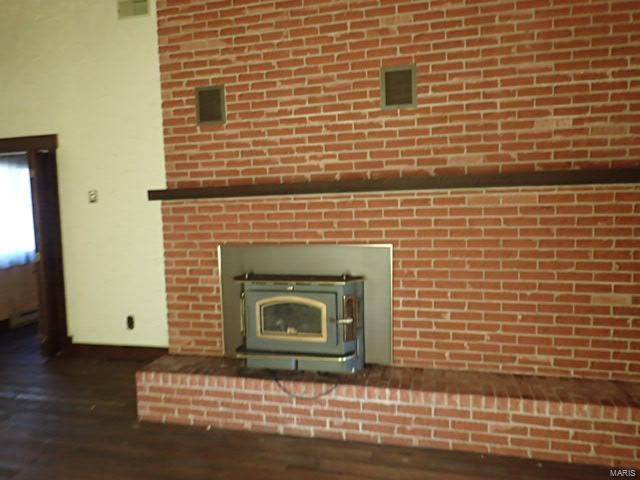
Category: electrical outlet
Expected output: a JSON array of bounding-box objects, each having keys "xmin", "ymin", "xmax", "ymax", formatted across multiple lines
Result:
[
  {"xmin": 127, "ymin": 315, "xmax": 135, "ymax": 330},
  {"xmin": 88, "ymin": 190, "xmax": 98, "ymax": 203}
]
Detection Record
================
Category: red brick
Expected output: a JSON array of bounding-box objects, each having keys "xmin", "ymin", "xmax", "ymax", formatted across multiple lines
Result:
[
  {"xmin": 138, "ymin": 369, "xmax": 640, "ymax": 468},
  {"xmin": 159, "ymin": 0, "xmax": 640, "ymax": 405}
]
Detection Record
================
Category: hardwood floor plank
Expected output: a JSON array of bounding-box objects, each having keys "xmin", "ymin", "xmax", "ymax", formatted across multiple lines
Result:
[{"xmin": 0, "ymin": 325, "xmax": 611, "ymax": 480}]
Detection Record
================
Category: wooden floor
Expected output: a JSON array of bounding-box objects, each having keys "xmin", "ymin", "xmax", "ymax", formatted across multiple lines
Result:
[{"xmin": 0, "ymin": 325, "xmax": 609, "ymax": 480}]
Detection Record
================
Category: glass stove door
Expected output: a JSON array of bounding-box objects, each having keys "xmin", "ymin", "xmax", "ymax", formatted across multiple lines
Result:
[{"xmin": 256, "ymin": 295, "xmax": 327, "ymax": 342}]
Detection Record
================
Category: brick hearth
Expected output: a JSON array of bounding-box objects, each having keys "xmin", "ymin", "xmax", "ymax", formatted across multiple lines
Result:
[{"xmin": 137, "ymin": 356, "xmax": 640, "ymax": 467}]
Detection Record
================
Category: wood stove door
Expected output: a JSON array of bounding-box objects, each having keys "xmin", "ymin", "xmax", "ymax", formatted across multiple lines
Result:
[{"xmin": 245, "ymin": 290, "xmax": 341, "ymax": 354}]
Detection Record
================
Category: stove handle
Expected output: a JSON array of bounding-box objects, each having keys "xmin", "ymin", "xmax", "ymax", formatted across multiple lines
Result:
[{"xmin": 240, "ymin": 290, "xmax": 246, "ymax": 337}]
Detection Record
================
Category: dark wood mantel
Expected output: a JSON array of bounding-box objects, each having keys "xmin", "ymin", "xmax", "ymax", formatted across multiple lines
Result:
[{"xmin": 148, "ymin": 167, "xmax": 640, "ymax": 201}]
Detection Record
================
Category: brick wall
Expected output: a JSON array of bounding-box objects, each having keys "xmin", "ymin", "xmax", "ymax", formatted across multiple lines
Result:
[
  {"xmin": 136, "ymin": 368, "xmax": 640, "ymax": 467},
  {"xmin": 156, "ymin": 0, "xmax": 640, "ymax": 381},
  {"xmin": 163, "ymin": 185, "xmax": 640, "ymax": 381},
  {"xmin": 152, "ymin": 0, "xmax": 640, "ymax": 463},
  {"xmin": 157, "ymin": 0, "xmax": 640, "ymax": 188}
]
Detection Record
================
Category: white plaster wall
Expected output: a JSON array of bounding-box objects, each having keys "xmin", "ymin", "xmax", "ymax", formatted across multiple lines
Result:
[{"xmin": 0, "ymin": 0, "xmax": 168, "ymax": 346}]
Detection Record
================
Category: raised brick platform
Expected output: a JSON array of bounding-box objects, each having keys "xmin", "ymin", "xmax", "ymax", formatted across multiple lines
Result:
[{"xmin": 136, "ymin": 355, "xmax": 640, "ymax": 467}]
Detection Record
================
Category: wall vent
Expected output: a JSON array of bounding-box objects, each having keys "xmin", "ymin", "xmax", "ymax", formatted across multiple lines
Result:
[
  {"xmin": 118, "ymin": 0, "xmax": 148, "ymax": 18},
  {"xmin": 196, "ymin": 86, "xmax": 226, "ymax": 125},
  {"xmin": 381, "ymin": 65, "xmax": 417, "ymax": 109}
]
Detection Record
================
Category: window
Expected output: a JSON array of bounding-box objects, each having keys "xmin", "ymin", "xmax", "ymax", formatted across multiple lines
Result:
[
  {"xmin": 381, "ymin": 65, "xmax": 417, "ymax": 109},
  {"xmin": 196, "ymin": 85, "xmax": 226, "ymax": 125},
  {"xmin": 0, "ymin": 154, "xmax": 36, "ymax": 268}
]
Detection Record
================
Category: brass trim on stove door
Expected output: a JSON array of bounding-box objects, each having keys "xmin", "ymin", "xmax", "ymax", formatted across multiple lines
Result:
[{"xmin": 255, "ymin": 295, "xmax": 328, "ymax": 343}]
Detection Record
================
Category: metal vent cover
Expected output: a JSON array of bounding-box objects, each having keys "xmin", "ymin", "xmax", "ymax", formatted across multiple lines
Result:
[
  {"xmin": 381, "ymin": 65, "xmax": 417, "ymax": 109},
  {"xmin": 118, "ymin": 0, "xmax": 148, "ymax": 18},
  {"xmin": 196, "ymin": 86, "xmax": 226, "ymax": 125}
]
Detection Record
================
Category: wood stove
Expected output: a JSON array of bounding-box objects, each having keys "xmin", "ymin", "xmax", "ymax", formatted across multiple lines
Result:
[{"xmin": 234, "ymin": 273, "xmax": 364, "ymax": 373}]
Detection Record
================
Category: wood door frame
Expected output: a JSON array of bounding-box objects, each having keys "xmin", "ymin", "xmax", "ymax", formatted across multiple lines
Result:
[{"xmin": 0, "ymin": 134, "xmax": 67, "ymax": 356}]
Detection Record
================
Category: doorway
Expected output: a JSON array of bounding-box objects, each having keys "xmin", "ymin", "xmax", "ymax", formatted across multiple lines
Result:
[{"xmin": 0, "ymin": 135, "xmax": 67, "ymax": 357}]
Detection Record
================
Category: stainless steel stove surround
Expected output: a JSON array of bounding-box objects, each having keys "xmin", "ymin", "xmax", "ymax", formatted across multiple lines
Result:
[
  {"xmin": 235, "ymin": 273, "xmax": 365, "ymax": 373},
  {"xmin": 218, "ymin": 244, "xmax": 392, "ymax": 366}
]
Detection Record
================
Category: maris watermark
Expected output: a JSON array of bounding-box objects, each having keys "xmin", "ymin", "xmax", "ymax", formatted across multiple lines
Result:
[{"xmin": 610, "ymin": 469, "xmax": 637, "ymax": 478}]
